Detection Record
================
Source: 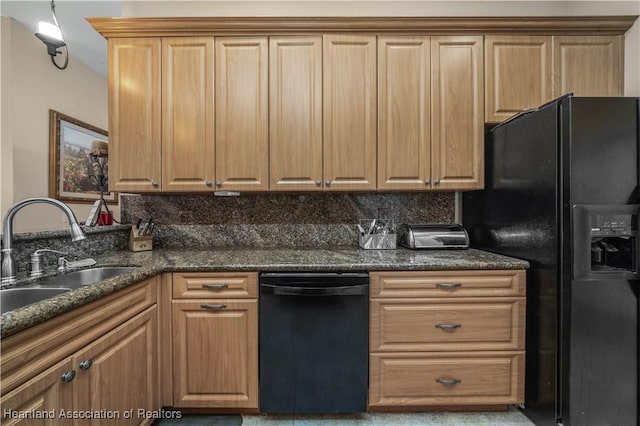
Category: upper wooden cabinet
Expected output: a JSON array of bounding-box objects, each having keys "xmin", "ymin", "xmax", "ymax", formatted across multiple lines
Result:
[
  {"xmin": 215, "ymin": 37, "xmax": 269, "ymax": 191},
  {"xmin": 485, "ymin": 34, "xmax": 624, "ymax": 122},
  {"xmin": 323, "ymin": 35, "xmax": 377, "ymax": 191},
  {"xmin": 553, "ymin": 35, "xmax": 624, "ymax": 98},
  {"xmin": 162, "ymin": 37, "xmax": 215, "ymax": 192},
  {"xmin": 431, "ymin": 36, "xmax": 484, "ymax": 191},
  {"xmin": 378, "ymin": 35, "xmax": 484, "ymax": 191},
  {"xmin": 92, "ymin": 18, "xmax": 632, "ymax": 193},
  {"xmin": 485, "ymin": 36, "xmax": 552, "ymax": 123},
  {"xmin": 377, "ymin": 36, "xmax": 431, "ymax": 191},
  {"xmin": 269, "ymin": 36, "xmax": 323, "ymax": 191},
  {"xmin": 109, "ymin": 38, "xmax": 162, "ymax": 192}
]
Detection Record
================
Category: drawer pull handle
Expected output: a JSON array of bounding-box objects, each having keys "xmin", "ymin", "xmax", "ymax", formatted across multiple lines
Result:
[
  {"xmin": 201, "ymin": 303, "xmax": 227, "ymax": 310},
  {"xmin": 436, "ymin": 377, "xmax": 461, "ymax": 386},
  {"xmin": 435, "ymin": 323, "xmax": 462, "ymax": 330},
  {"xmin": 202, "ymin": 283, "xmax": 229, "ymax": 290},
  {"xmin": 435, "ymin": 283, "xmax": 462, "ymax": 290},
  {"xmin": 79, "ymin": 359, "xmax": 93, "ymax": 371}
]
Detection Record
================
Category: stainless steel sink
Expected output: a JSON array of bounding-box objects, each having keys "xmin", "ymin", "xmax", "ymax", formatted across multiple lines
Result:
[
  {"xmin": 0, "ymin": 267, "xmax": 138, "ymax": 314},
  {"xmin": 1, "ymin": 287, "xmax": 71, "ymax": 313},
  {"xmin": 37, "ymin": 266, "xmax": 138, "ymax": 289}
]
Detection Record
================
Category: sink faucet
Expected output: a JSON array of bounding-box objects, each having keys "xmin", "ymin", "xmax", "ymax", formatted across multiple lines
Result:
[{"xmin": 1, "ymin": 198, "xmax": 86, "ymax": 283}]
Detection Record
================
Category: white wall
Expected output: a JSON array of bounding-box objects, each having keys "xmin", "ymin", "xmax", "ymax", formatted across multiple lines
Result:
[
  {"xmin": 624, "ymin": 17, "xmax": 640, "ymax": 96},
  {"xmin": 0, "ymin": 18, "xmax": 14, "ymax": 220},
  {"xmin": 0, "ymin": 17, "xmax": 112, "ymax": 233}
]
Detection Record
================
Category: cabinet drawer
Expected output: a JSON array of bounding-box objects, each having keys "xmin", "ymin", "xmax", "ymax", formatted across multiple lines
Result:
[
  {"xmin": 371, "ymin": 270, "xmax": 525, "ymax": 298},
  {"xmin": 369, "ymin": 351, "xmax": 524, "ymax": 407},
  {"xmin": 371, "ymin": 298, "xmax": 525, "ymax": 352},
  {"xmin": 172, "ymin": 272, "xmax": 258, "ymax": 299}
]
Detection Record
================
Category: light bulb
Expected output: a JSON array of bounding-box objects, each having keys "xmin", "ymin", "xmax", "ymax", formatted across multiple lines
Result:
[{"xmin": 37, "ymin": 21, "xmax": 63, "ymax": 41}]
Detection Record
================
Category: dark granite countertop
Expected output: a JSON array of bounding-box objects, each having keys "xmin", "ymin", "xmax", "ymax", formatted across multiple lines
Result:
[{"xmin": 1, "ymin": 247, "xmax": 528, "ymax": 338}]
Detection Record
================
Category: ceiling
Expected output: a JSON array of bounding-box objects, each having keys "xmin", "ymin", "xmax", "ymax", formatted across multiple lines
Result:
[{"xmin": 0, "ymin": 1, "xmax": 121, "ymax": 77}]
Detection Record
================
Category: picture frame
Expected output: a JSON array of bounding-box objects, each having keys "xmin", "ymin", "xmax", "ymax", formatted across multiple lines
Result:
[{"xmin": 48, "ymin": 109, "xmax": 116, "ymax": 204}]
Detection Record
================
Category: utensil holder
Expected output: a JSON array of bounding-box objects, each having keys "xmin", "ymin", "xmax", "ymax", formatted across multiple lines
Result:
[
  {"xmin": 358, "ymin": 219, "xmax": 397, "ymax": 250},
  {"xmin": 129, "ymin": 227, "xmax": 153, "ymax": 252}
]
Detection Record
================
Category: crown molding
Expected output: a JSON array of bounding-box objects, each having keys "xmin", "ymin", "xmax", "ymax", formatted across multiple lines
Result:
[{"xmin": 88, "ymin": 16, "xmax": 638, "ymax": 38}]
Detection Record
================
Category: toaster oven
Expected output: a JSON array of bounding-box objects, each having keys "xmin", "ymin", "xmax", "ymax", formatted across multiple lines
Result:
[{"xmin": 397, "ymin": 224, "xmax": 470, "ymax": 249}]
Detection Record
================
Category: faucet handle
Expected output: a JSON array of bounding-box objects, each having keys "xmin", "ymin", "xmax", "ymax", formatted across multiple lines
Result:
[
  {"xmin": 57, "ymin": 257, "xmax": 70, "ymax": 272},
  {"xmin": 29, "ymin": 249, "xmax": 68, "ymax": 278}
]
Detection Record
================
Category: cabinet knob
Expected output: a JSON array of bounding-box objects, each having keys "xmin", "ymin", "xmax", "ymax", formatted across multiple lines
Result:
[
  {"xmin": 200, "ymin": 303, "xmax": 228, "ymax": 310},
  {"xmin": 325, "ymin": 180, "xmax": 331, "ymax": 187},
  {"xmin": 315, "ymin": 180, "xmax": 321, "ymax": 186},
  {"xmin": 215, "ymin": 181, "xmax": 222, "ymax": 187},
  {"xmin": 434, "ymin": 179, "xmax": 441, "ymax": 185},
  {"xmin": 61, "ymin": 370, "xmax": 76, "ymax": 383},
  {"xmin": 151, "ymin": 180, "xmax": 159, "ymax": 187},
  {"xmin": 205, "ymin": 181, "xmax": 213, "ymax": 187},
  {"xmin": 424, "ymin": 179, "xmax": 431, "ymax": 185},
  {"xmin": 79, "ymin": 359, "xmax": 93, "ymax": 371},
  {"xmin": 435, "ymin": 377, "xmax": 461, "ymax": 386}
]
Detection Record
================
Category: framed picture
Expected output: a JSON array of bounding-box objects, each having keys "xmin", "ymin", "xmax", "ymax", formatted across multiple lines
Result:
[{"xmin": 48, "ymin": 110, "xmax": 116, "ymax": 203}]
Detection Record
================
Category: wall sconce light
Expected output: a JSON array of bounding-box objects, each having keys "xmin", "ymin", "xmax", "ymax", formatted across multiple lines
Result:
[{"xmin": 34, "ymin": 0, "xmax": 68, "ymax": 70}]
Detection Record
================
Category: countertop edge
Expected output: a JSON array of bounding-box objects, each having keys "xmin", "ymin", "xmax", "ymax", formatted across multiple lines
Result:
[{"xmin": 1, "ymin": 248, "xmax": 529, "ymax": 338}]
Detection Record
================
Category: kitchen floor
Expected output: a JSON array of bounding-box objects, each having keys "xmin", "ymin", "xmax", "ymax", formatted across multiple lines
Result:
[{"xmin": 154, "ymin": 407, "xmax": 535, "ymax": 425}]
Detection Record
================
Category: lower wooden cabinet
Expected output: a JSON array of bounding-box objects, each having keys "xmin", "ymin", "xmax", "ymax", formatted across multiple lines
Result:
[
  {"xmin": 1, "ymin": 277, "xmax": 160, "ymax": 426},
  {"xmin": 2, "ymin": 268, "xmax": 526, "ymax": 415},
  {"xmin": 171, "ymin": 300, "xmax": 259, "ymax": 408},
  {"xmin": 1, "ymin": 360, "xmax": 75, "ymax": 425},
  {"xmin": 369, "ymin": 270, "xmax": 526, "ymax": 409},
  {"xmin": 170, "ymin": 272, "xmax": 259, "ymax": 409},
  {"xmin": 74, "ymin": 307, "xmax": 158, "ymax": 425}
]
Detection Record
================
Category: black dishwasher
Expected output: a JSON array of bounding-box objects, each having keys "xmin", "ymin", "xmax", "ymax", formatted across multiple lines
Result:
[{"xmin": 259, "ymin": 271, "xmax": 369, "ymax": 413}]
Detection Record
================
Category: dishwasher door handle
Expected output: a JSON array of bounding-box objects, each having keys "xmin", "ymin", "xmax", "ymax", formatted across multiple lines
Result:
[{"xmin": 263, "ymin": 284, "xmax": 368, "ymax": 296}]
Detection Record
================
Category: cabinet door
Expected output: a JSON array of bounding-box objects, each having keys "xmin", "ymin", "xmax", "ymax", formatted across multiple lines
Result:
[
  {"xmin": 269, "ymin": 36, "xmax": 323, "ymax": 191},
  {"xmin": 431, "ymin": 36, "xmax": 484, "ymax": 191},
  {"xmin": 1, "ymin": 360, "xmax": 74, "ymax": 425},
  {"xmin": 215, "ymin": 37, "xmax": 268, "ymax": 191},
  {"xmin": 73, "ymin": 307, "xmax": 158, "ymax": 426},
  {"xmin": 162, "ymin": 37, "xmax": 215, "ymax": 192},
  {"xmin": 485, "ymin": 36, "xmax": 552, "ymax": 122},
  {"xmin": 323, "ymin": 35, "xmax": 377, "ymax": 191},
  {"xmin": 553, "ymin": 35, "xmax": 623, "ymax": 97},
  {"xmin": 172, "ymin": 300, "xmax": 258, "ymax": 408},
  {"xmin": 109, "ymin": 38, "xmax": 161, "ymax": 192},
  {"xmin": 378, "ymin": 36, "xmax": 431, "ymax": 190}
]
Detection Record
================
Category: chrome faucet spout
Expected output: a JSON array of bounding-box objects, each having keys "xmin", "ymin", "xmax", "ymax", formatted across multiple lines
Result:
[{"xmin": 1, "ymin": 197, "xmax": 86, "ymax": 283}]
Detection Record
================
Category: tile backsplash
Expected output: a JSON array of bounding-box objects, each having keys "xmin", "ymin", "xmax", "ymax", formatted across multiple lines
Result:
[{"xmin": 121, "ymin": 193, "xmax": 455, "ymax": 248}]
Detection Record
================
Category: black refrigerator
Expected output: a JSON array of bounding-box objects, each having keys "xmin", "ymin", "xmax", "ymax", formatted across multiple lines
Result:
[{"xmin": 462, "ymin": 95, "xmax": 639, "ymax": 426}]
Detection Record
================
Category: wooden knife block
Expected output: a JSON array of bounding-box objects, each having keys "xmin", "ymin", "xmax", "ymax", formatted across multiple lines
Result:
[{"xmin": 129, "ymin": 227, "xmax": 153, "ymax": 252}]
